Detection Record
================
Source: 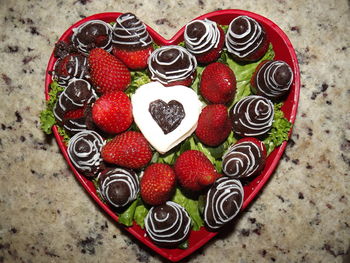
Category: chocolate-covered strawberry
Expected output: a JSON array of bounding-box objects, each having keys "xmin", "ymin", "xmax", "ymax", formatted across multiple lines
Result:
[
  {"xmin": 199, "ymin": 62, "xmax": 236, "ymax": 104},
  {"xmin": 148, "ymin": 45, "xmax": 197, "ymax": 87},
  {"xmin": 112, "ymin": 13, "xmax": 153, "ymax": 69},
  {"xmin": 222, "ymin": 137, "xmax": 266, "ymax": 179},
  {"xmin": 195, "ymin": 104, "xmax": 231, "ymax": 147},
  {"xmin": 225, "ymin": 15, "xmax": 269, "ymax": 62},
  {"xmin": 184, "ymin": 19, "xmax": 224, "ymax": 64},
  {"xmin": 251, "ymin": 60, "xmax": 293, "ymax": 100},
  {"xmin": 89, "ymin": 48, "xmax": 131, "ymax": 94},
  {"xmin": 71, "ymin": 20, "xmax": 113, "ymax": 55}
]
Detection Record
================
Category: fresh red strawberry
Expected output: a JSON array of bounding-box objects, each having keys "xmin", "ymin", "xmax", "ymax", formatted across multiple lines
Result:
[
  {"xmin": 64, "ymin": 108, "xmax": 85, "ymax": 119},
  {"xmin": 195, "ymin": 104, "xmax": 232, "ymax": 147},
  {"xmin": 92, "ymin": 91, "xmax": 132, "ymax": 134},
  {"xmin": 101, "ymin": 131, "xmax": 152, "ymax": 169},
  {"xmin": 112, "ymin": 46, "xmax": 153, "ymax": 70},
  {"xmin": 196, "ymin": 26, "xmax": 225, "ymax": 64},
  {"xmin": 200, "ymin": 62, "xmax": 236, "ymax": 104},
  {"xmin": 174, "ymin": 150, "xmax": 221, "ymax": 192},
  {"xmin": 89, "ymin": 48, "xmax": 131, "ymax": 94},
  {"xmin": 140, "ymin": 163, "xmax": 176, "ymax": 205}
]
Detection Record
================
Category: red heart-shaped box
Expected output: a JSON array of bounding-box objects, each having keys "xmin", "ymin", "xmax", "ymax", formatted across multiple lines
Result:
[{"xmin": 45, "ymin": 9, "xmax": 300, "ymax": 262}]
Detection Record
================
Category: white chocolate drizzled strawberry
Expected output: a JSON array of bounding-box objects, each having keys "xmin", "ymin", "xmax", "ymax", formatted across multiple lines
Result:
[
  {"xmin": 97, "ymin": 167, "xmax": 139, "ymax": 208},
  {"xmin": 225, "ymin": 16, "xmax": 265, "ymax": 59},
  {"xmin": 230, "ymin": 95, "xmax": 274, "ymax": 137},
  {"xmin": 71, "ymin": 20, "xmax": 113, "ymax": 54},
  {"xmin": 147, "ymin": 45, "xmax": 197, "ymax": 85},
  {"xmin": 113, "ymin": 12, "xmax": 152, "ymax": 49},
  {"xmin": 184, "ymin": 19, "xmax": 220, "ymax": 55},
  {"xmin": 145, "ymin": 201, "xmax": 191, "ymax": 247},
  {"xmin": 67, "ymin": 130, "xmax": 105, "ymax": 177},
  {"xmin": 222, "ymin": 140, "xmax": 265, "ymax": 178},
  {"xmin": 204, "ymin": 177, "xmax": 243, "ymax": 231}
]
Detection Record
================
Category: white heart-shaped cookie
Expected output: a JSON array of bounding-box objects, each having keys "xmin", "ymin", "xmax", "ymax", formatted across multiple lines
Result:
[{"xmin": 131, "ymin": 82, "xmax": 203, "ymax": 154}]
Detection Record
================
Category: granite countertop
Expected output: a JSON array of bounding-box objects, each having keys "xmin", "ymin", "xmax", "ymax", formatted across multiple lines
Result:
[{"xmin": 1, "ymin": 0, "xmax": 349, "ymax": 262}]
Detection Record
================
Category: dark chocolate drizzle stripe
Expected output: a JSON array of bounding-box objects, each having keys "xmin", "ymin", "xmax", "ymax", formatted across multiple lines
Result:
[
  {"xmin": 113, "ymin": 13, "xmax": 152, "ymax": 48},
  {"xmin": 184, "ymin": 19, "xmax": 220, "ymax": 55},
  {"xmin": 225, "ymin": 15, "xmax": 264, "ymax": 58}
]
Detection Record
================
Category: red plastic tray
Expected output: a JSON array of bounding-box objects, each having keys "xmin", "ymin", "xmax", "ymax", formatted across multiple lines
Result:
[{"xmin": 45, "ymin": 9, "xmax": 300, "ymax": 262}]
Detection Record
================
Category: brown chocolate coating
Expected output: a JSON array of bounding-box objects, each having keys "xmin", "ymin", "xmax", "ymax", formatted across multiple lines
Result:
[{"xmin": 148, "ymin": 99, "xmax": 185, "ymax": 134}]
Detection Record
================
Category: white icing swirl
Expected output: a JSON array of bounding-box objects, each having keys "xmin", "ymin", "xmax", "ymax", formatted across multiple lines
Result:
[
  {"xmin": 222, "ymin": 141, "xmax": 264, "ymax": 178},
  {"xmin": 231, "ymin": 95, "xmax": 274, "ymax": 137},
  {"xmin": 225, "ymin": 16, "xmax": 264, "ymax": 58},
  {"xmin": 145, "ymin": 201, "xmax": 191, "ymax": 245},
  {"xmin": 184, "ymin": 19, "xmax": 220, "ymax": 55},
  {"xmin": 256, "ymin": 60, "xmax": 293, "ymax": 98},
  {"xmin": 113, "ymin": 13, "xmax": 152, "ymax": 48},
  {"xmin": 72, "ymin": 20, "xmax": 113, "ymax": 54},
  {"xmin": 204, "ymin": 177, "xmax": 243, "ymax": 230},
  {"xmin": 147, "ymin": 45, "xmax": 197, "ymax": 85},
  {"xmin": 97, "ymin": 168, "xmax": 139, "ymax": 208},
  {"xmin": 67, "ymin": 130, "xmax": 105, "ymax": 174}
]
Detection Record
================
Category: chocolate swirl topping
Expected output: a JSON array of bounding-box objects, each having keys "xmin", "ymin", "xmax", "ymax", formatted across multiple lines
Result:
[
  {"xmin": 145, "ymin": 201, "xmax": 191, "ymax": 247},
  {"xmin": 225, "ymin": 16, "xmax": 266, "ymax": 59},
  {"xmin": 52, "ymin": 54, "xmax": 89, "ymax": 87},
  {"xmin": 54, "ymin": 79, "xmax": 97, "ymax": 133},
  {"xmin": 230, "ymin": 95, "xmax": 274, "ymax": 137},
  {"xmin": 67, "ymin": 130, "xmax": 105, "ymax": 177},
  {"xmin": 254, "ymin": 60, "xmax": 293, "ymax": 99},
  {"xmin": 184, "ymin": 19, "xmax": 220, "ymax": 55},
  {"xmin": 97, "ymin": 167, "xmax": 139, "ymax": 208},
  {"xmin": 204, "ymin": 177, "xmax": 244, "ymax": 231},
  {"xmin": 148, "ymin": 45, "xmax": 197, "ymax": 85},
  {"xmin": 71, "ymin": 20, "xmax": 113, "ymax": 54},
  {"xmin": 113, "ymin": 12, "xmax": 152, "ymax": 49},
  {"xmin": 222, "ymin": 140, "xmax": 265, "ymax": 178}
]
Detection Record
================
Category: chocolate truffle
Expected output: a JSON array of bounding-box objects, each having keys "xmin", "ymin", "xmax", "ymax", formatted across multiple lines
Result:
[
  {"xmin": 97, "ymin": 167, "xmax": 139, "ymax": 208},
  {"xmin": 147, "ymin": 45, "xmax": 197, "ymax": 86},
  {"xmin": 54, "ymin": 79, "xmax": 97, "ymax": 133},
  {"xmin": 204, "ymin": 177, "xmax": 244, "ymax": 231},
  {"xmin": 230, "ymin": 95, "xmax": 274, "ymax": 137},
  {"xmin": 67, "ymin": 130, "xmax": 105, "ymax": 177},
  {"xmin": 225, "ymin": 16, "xmax": 268, "ymax": 62},
  {"xmin": 222, "ymin": 139, "xmax": 266, "ymax": 179},
  {"xmin": 113, "ymin": 12, "xmax": 152, "ymax": 49},
  {"xmin": 252, "ymin": 60, "xmax": 293, "ymax": 100},
  {"xmin": 52, "ymin": 54, "xmax": 89, "ymax": 87},
  {"xmin": 71, "ymin": 20, "xmax": 113, "ymax": 55},
  {"xmin": 145, "ymin": 201, "xmax": 191, "ymax": 247},
  {"xmin": 184, "ymin": 19, "xmax": 223, "ymax": 63}
]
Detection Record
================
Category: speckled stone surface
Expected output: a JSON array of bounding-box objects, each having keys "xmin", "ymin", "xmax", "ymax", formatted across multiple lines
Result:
[{"xmin": 0, "ymin": 0, "xmax": 349, "ymax": 262}]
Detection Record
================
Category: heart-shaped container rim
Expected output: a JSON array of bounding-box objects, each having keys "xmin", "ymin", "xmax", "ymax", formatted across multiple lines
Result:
[{"xmin": 45, "ymin": 9, "xmax": 300, "ymax": 262}]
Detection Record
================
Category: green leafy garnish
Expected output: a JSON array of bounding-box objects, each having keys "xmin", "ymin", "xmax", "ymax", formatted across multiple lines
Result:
[
  {"xmin": 134, "ymin": 201, "xmax": 149, "ymax": 229},
  {"xmin": 117, "ymin": 199, "xmax": 139, "ymax": 227},
  {"xmin": 178, "ymin": 240, "xmax": 189, "ymax": 249},
  {"xmin": 172, "ymin": 188, "xmax": 204, "ymax": 231},
  {"xmin": 263, "ymin": 103, "xmax": 292, "ymax": 155},
  {"xmin": 126, "ymin": 70, "xmax": 151, "ymax": 96},
  {"xmin": 220, "ymin": 24, "xmax": 229, "ymax": 33},
  {"xmin": 40, "ymin": 81, "xmax": 64, "ymax": 134}
]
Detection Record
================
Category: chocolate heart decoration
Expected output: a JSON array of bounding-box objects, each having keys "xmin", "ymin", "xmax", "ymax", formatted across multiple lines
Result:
[
  {"xmin": 149, "ymin": 99, "xmax": 185, "ymax": 134},
  {"xmin": 45, "ymin": 10, "xmax": 300, "ymax": 262}
]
